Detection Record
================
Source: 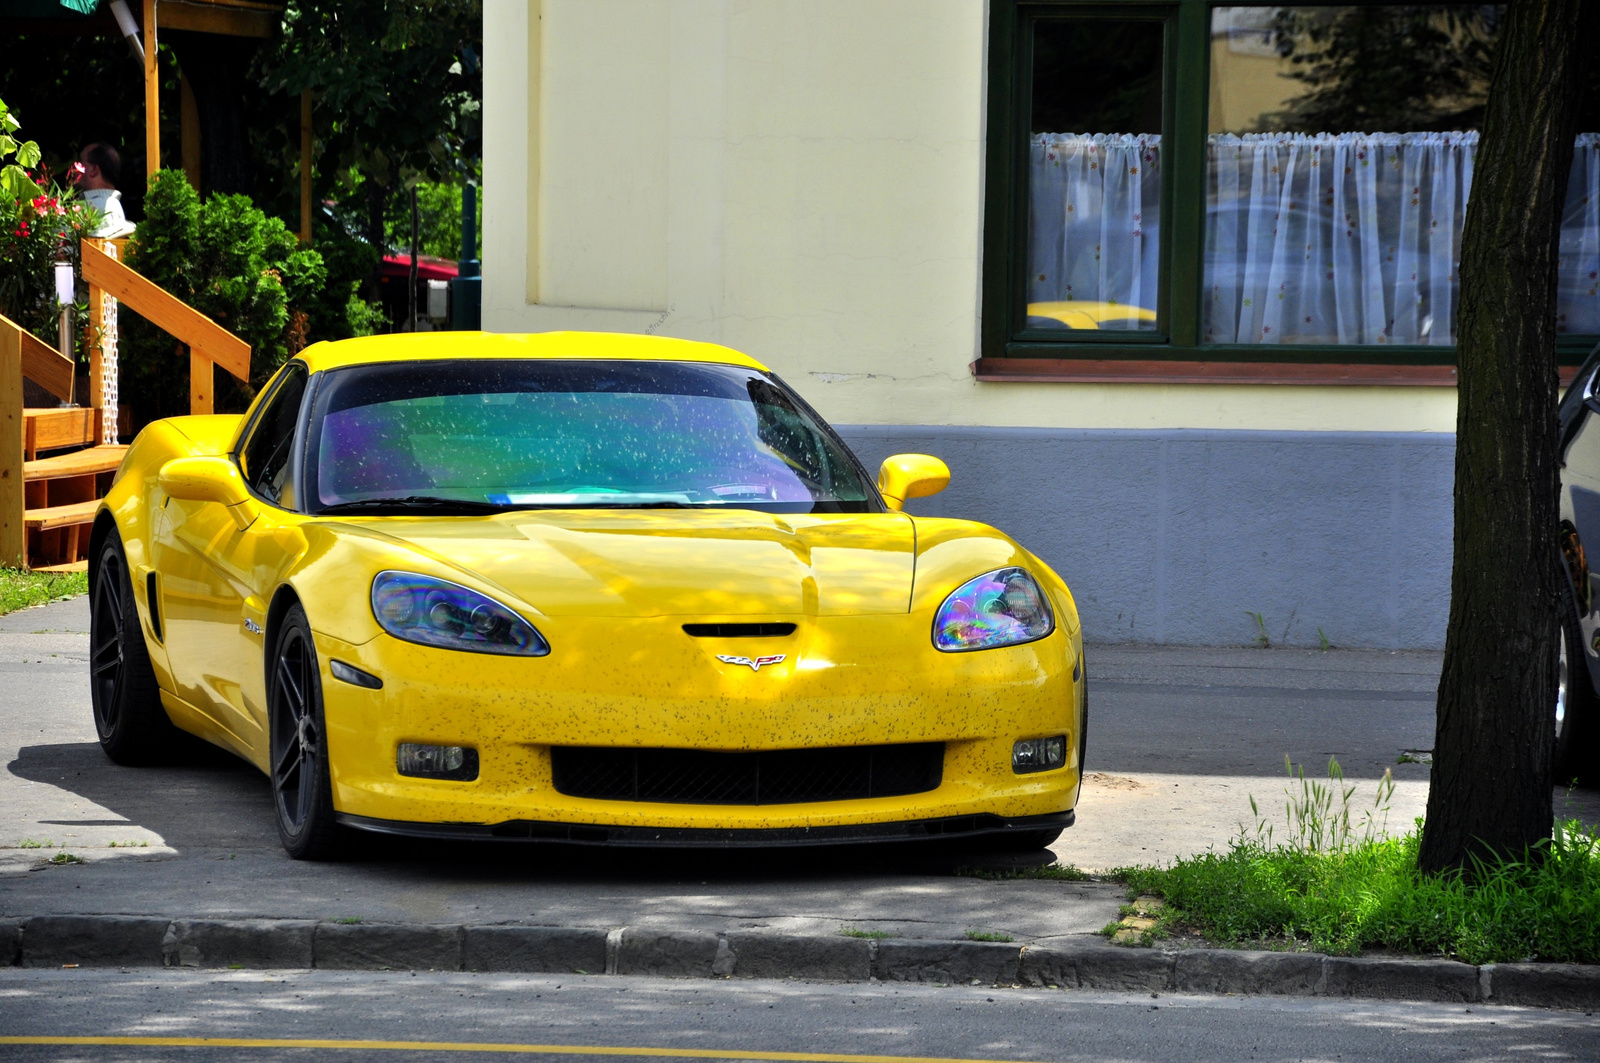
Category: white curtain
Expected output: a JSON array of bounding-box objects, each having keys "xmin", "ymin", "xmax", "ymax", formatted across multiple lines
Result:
[
  {"xmin": 1028, "ymin": 131, "xmax": 1600, "ymax": 343},
  {"xmin": 1205, "ymin": 132, "xmax": 1477, "ymax": 344},
  {"xmin": 1029, "ymin": 134, "xmax": 1161, "ymax": 329}
]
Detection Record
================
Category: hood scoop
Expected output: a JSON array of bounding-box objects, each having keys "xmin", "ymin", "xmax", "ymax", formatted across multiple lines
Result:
[{"xmin": 682, "ymin": 623, "xmax": 798, "ymax": 638}]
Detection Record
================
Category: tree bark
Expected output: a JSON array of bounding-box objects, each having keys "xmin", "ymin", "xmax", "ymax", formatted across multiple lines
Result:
[{"xmin": 1419, "ymin": 0, "xmax": 1595, "ymax": 873}]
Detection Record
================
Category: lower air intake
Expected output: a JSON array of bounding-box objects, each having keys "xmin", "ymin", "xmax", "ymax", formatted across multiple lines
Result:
[{"xmin": 550, "ymin": 743, "xmax": 944, "ymax": 805}]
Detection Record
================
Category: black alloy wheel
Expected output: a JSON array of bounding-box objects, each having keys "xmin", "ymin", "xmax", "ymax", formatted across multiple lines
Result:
[
  {"xmin": 90, "ymin": 532, "xmax": 176, "ymax": 764},
  {"xmin": 269, "ymin": 604, "xmax": 341, "ymax": 859}
]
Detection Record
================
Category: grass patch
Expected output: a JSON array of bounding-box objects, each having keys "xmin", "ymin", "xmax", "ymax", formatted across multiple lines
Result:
[
  {"xmin": 1123, "ymin": 823, "xmax": 1600, "ymax": 964},
  {"xmin": 335, "ymin": 916, "xmax": 364, "ymax": 925},
  {"xmin": 1116, "ymin": 758, "xmax": 1600, "ymax": 964},
  {"xmin": 48, "ymin": 852, "xmax": 84, "ymax": 864},
  {"xmin": 0, "ymin": 568, "xmax": 88, "ymax": 616},
  {"xmin": 963, "ymin": 930, "xmax": 1015, "ymax": 943},
  {"xmin": 957, "ymin": 863, "xmax": 1095, "ymax": 882},
  {"xmin": 839, "ymin": 926, "xmax": 892, "ymax": 939}
]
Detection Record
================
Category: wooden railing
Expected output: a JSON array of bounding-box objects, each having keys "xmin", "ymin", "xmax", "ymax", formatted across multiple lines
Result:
[
  {"xmin": 81, "ymin": 238, "xmax": 252, "ymax": 419},
  {"xmin": 0, "ymin": 241, "xmax": 253, "ymax": 570}
]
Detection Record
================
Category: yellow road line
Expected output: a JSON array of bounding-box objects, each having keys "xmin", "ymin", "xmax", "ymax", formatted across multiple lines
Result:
[{"xmin": 0, "ymin": 1038, "xmax": 1046, "ymax": 1063}]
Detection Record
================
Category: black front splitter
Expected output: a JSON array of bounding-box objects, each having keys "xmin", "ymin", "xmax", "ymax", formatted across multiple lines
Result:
[{"xmin": 335, "ymin": 809, "xmax": 1073, "ymax": 848}]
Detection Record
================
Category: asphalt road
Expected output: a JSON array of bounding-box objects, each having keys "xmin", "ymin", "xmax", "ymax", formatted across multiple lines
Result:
[{"xmin": 2, "ymin": 967, "xmax": 1597, "ymax": 1063}]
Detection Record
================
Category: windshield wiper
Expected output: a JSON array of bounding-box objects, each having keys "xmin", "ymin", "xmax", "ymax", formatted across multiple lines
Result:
[
  {"xmin": 317, "ymin": 495, "xmax": 508, "ymax": 515},
  {"xmin": 580, "ymin": 501, "xmax": 693, "ymax": 509}
]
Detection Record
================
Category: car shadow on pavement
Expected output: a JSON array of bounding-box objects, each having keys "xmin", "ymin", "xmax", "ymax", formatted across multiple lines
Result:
[
  {"xmin": 9, "ymin": 740, "xmax": 278, "ymax": 852},
  {"xmin": 8, "ymin": 741, "xmax": 1047, "ymax": 883}
]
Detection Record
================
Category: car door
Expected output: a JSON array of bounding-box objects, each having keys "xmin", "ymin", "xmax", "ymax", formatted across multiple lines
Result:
[
  {"xmin": 154, "ymin": 364, "xmax": 310, "ymax": 759},
  {"xmin": 1560, "ymin": 355, "xmax": 1600, "ymax": 679}
]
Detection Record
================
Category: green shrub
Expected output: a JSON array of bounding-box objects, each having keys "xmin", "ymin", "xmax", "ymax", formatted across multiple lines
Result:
[
  {"xmin": 309, "ymin": 220, "xmax": 385, "ymax": 339},
  {"xmin": 121, "ymin": 170, "xmax": 382, "ymax": 422}
]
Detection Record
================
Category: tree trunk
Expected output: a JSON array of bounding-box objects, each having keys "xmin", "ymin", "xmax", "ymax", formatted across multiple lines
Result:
[{"xmin": 1419, "ymin": 0, "xmax": 1595, "ymax": 873}]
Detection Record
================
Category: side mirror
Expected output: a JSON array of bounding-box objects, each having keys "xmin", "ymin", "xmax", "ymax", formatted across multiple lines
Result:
[
  {"xmin": 159, "ymin": 457, "xmax": 258, "ymax": 529},
  {"xmin": 877, "ymin": 454, "xmax": 950, "ymax": 512}
]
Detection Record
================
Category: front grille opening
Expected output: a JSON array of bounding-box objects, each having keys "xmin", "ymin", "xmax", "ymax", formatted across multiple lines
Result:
[
  {"xmin": 551, "ymin": 743, "xmax": 944, "ymax": 805},
  {"xmin": 682, "ymin": 623, "xmax": 797, "ymax": 638}
]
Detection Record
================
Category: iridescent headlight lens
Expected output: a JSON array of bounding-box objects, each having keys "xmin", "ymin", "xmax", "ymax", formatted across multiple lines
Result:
[
  {"xmin": 932, "ymin": 567, "xmax": 1055, "ymax": 652},
  {"xmin": 371, "ymin": 571, "xmax": 549, "ymax": 656}
]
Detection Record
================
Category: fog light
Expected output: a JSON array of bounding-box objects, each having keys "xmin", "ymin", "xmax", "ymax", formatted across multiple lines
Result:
[
  {"xmin": 1013, "ymin": 735, "xmax": 1067, "ymax": 774},
  {"xmin": 397, "ymin": 743, "xmax": 479, "ymax": 781}
]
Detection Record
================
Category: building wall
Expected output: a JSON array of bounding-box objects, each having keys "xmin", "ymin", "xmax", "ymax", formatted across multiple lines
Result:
[
  {"xmin": 840, "ymin": 426, "xmax": 1454, "ymax": 650},
  {"xmin": 482, "ymin": 1, "xmax": 1460, "ymax": 648}
]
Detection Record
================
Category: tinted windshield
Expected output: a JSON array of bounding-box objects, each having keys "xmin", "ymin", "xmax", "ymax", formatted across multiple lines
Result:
[{"xmin": 305, "ymin": 359, "xmax": 878, "ymax": 514}]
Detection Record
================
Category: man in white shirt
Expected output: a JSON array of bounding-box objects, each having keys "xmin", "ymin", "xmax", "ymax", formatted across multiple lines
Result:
[{"xmin": 72, "ymin": 143, "xmax": 137, "ymax": 239}]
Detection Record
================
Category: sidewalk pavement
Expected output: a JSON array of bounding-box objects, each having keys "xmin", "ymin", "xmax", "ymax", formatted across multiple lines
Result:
[{"xmin": 3, "ymin": 596, "xmax": 1597, "ymax": 1009}]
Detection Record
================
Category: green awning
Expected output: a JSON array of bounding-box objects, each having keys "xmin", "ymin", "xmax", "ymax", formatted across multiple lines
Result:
[{"xmin": 1, "ymin": 0, "xmax": 101, "ymax": 17}]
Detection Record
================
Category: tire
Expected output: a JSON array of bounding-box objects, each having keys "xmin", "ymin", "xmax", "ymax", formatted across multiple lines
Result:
[
  {"xmin": 1556, "ymin": 605, "xmax": 1599, "ymax": 787},
  {"xmin": 90, "ymin": 532, "xmax": 182, "ymax": 764},
  {"xmin": 269, "ymin": 604, "xmax": 342, "ymax": 860}
]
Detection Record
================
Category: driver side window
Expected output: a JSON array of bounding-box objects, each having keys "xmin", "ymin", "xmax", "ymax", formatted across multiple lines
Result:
[{"xmin": 239, "ymin": 364, "xmax": 309, "ymax": 509}]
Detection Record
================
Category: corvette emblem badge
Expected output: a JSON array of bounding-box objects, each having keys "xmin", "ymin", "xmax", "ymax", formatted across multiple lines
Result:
[{"xmin": 716, "ymin": 653, "xmax": 785, "ymax": 672}]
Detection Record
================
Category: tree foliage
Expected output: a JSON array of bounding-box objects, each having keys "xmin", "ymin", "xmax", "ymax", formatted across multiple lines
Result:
[
  {"xmin": 1267, "ymin": 6, "xmax": 1501, "ymax": 132},
  {"xmin": 258, "ymin": 0, "xmax": 482, "ymax": 255}
]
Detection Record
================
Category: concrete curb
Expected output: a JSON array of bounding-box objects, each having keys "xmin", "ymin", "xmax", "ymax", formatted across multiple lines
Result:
[{"xmin": 3, "ymin": 916, "xmax": 1596, "ymax": 1011}]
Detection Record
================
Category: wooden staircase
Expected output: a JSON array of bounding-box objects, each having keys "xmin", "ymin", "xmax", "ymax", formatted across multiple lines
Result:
[
  {"xmin": 1, "ymin": 238, "xmax": 251, "ymax": 572},
  {"xmin": 22, "ymin": 414, "xmax": 128, "ymax": 571}
]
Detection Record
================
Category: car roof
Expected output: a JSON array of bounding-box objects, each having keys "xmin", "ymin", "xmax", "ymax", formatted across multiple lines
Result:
[{"xmin": 295, "ymin": 331, "xmax": 769, "ymax": 375}]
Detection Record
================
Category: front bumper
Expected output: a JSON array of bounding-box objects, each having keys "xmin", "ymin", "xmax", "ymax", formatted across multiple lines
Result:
[
  {"xmin": 336, "ymin": 809, "xmax": 1073, "ymax": 848},
  {"xmin": 315, "ymin": 612, "xmax": 1084, "ymax": 832}
]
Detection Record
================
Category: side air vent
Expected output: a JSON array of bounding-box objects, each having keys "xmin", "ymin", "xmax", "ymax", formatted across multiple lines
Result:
[
  {"xmin": 146, "ymin": 572, "xmax": 163, "ymax": 642},
  {"xmin": 682, "ymin": 623, "xmax": 797, "ymax": 638}
]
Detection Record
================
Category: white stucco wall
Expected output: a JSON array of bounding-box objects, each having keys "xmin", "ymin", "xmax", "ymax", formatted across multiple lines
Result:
[{"xmin": 481, "ymin": 0, "xmax": 1457, "ymax": 435}]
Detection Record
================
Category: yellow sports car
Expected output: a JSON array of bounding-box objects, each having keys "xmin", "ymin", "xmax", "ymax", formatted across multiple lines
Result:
[
  {"xmin": 89, "ymin": 332, "xmax": 1085, "ymax": 859},
  {"xmin": 1026, "ymin": 301, "xmax": 1158, "ymax": 331}
]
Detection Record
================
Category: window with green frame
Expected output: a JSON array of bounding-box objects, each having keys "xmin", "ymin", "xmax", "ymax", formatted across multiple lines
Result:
[{"xmin": 982, "ymin": 1, "xmax": 1600, "ymax": 368}]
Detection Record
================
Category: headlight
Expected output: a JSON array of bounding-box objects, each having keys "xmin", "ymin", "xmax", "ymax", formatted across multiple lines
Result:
[
  {"xmin": 371, "ymin": 571, "xmax": 550, "ymax": 656},
  {"xmin": 932, "ymin": 567, "xmax": 1055, "ymax": 651}
]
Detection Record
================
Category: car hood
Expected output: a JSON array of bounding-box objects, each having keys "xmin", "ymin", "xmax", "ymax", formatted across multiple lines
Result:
[{"xmin": 339, "ymin": 509, "xmax": 919, "ymax": 617}]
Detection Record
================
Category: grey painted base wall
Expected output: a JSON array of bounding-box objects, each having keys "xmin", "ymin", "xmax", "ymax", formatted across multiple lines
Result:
[{"xmin": 837, "ymin": 426, "xmax": 1455, "ymax": 651}]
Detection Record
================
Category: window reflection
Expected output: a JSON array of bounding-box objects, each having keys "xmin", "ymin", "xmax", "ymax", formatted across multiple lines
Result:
[
  {"xmin": 1205, "ymin": 5, "xmax": 1599, "ymax": 344},
  {"xmin": 1027, "ymin": 19, "xmax": 1165, "ymax": 332},
  {"xmin": 308, "ymin": 360, "xmax": 875, "ymax": 514}
]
